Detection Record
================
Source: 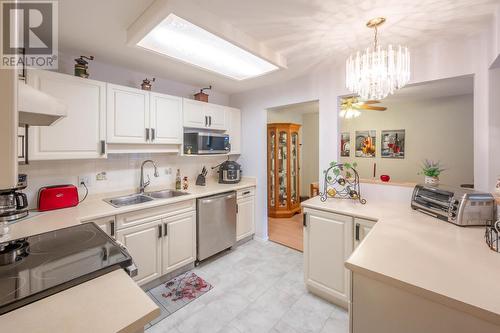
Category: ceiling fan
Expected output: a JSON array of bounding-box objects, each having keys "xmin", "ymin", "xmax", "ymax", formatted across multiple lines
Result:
[{"xmin": 339, "ymin": 96, "xmax": 387, "ymax": 119}]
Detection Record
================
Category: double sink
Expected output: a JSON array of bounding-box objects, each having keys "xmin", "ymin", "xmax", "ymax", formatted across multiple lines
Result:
[{"xmin": 103, "ymin": 190, "xmax": 189, "ymax": 208}]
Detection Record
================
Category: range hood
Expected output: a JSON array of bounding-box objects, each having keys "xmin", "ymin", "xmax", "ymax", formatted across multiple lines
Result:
[{"xmin": 18, "ymin": 82, "xmax": 67, "ymax": 126}]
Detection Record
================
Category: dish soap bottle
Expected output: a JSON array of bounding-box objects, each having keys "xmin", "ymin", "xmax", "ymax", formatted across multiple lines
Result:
[{"xmin": 175, "ymin": 169, "xmax": 182, "ymax": 190}]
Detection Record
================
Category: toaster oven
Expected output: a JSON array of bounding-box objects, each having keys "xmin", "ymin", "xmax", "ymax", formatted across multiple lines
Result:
[{"xmin": 411, "ymin": 184, "xmax": 496, "ymax": 226}]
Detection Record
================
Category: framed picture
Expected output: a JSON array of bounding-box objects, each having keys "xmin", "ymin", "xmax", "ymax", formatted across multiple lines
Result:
[
  {"xmin": 340, "ymin": 132, "xmax": 350, "ymax": 157},
  {"xmin": 355, "ymin": 130, "xmax": 376, "ymax": 158},
  {"xmin": 381, "ymin": 129, "xmax": 405, "ymax": 159}
]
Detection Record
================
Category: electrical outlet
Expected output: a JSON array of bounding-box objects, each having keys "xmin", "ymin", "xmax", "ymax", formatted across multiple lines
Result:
[
  {"xmin": 78, "ymin": 175, "xmax": 91, "ymax": 187},
  {"xmin": 165, "ymin": 168, "xmax": 172, "ymax": 175},
  {"xmin": 96, "ymin": 171, "xmax": 107, "ymax": 181}
]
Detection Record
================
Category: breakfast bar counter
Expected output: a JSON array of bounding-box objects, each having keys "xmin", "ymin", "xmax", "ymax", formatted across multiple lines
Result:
[{"xmin": 301, "ymin": 195, "xmax": 500, "ymax": 328}]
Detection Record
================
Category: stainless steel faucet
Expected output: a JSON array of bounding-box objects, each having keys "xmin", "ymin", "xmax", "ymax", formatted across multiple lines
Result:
[{"xmin": 139, "ymin": 160, "xmax": 160, "ymax": 193}]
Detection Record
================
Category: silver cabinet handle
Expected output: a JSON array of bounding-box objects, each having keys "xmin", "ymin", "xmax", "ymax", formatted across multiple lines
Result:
[
  {"xmin": 146, "ymin": 128, "xmax": 150, "ymax": 141},
  {"xmin": 163, "ymin": 223, "xmax": 168, "ymax": 237},
  {"xmin": 158, "ymin": 224, "xmax": 162, "ymax": 239},
  {"xmin": 151, "ymin": 128, "xmax": 156, "ymax": 141},
  {"xmin": 100, "ymin": 140, "xmax": 106, "ymax": 155},
  {"xmin": 303, "ymin": 213, "xmax": 307, "ymax": 227},
  {"xmin": 243, "ymin": 191, "xmax": 250, "ymax": 195},
  {"xmin": 355, "ymin": 223, "xmax": 360, "ymax": 241},
  {"xmin": 205, "ymin": 116, "xmax": 208, "ymax": 127},
  {"xmin": 110, "ymin": 221, "xmax": 115, "ymax": 237},
  {"xmin": 209, "ymin": 116, "xmax": 212, "ymax": 127}
]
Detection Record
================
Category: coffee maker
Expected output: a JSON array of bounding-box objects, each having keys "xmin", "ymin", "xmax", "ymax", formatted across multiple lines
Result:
[{"xmin": 0, "ymin": 174, "xmax": 29, "ymax": 222}]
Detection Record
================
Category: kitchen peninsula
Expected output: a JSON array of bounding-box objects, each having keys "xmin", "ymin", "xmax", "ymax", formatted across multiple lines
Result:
[{"xmin": 301, "ymin": 192, "xmax": 500, "ymax": 333}]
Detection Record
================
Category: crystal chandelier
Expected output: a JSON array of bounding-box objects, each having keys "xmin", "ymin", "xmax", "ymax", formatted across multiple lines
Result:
[{"xmin": 345, "ymin": 17, "xmax": 410, "ymax": 100}]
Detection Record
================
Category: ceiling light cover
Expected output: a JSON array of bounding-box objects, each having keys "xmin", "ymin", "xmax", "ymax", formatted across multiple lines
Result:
[
  {"xmin": 346, "ymin": 18, "xmax": 410, "ymax": 100},
  {"xmin": 137, "ymin": 14, "xmax": 279, "ymax": 80}
]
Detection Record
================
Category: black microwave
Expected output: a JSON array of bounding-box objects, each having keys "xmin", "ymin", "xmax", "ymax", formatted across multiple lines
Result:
[{"xmin": 184, "ymin": 132, "xmax": 230, "ymax": 155}]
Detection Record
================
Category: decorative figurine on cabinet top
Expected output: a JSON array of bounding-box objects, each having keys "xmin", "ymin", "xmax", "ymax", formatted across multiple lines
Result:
[
  {"xmin": 74, "ymin": 56, "xmax": 94, "ymax": 78},
  {"xmin": 141, "ymin": 78, "xmax": 155, "ymax": 91},
  {"xmin": 320, "ymin": 161, "xmax": 366, "ymax": 204}
]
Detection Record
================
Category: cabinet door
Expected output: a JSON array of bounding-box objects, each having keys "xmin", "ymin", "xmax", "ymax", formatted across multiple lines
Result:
[
  {"xmin": 107, "ymin": 84, "xmax": 149, "ymax": 144},
  {"xmin": 304, "ymin": 209, "xmax": 353, "ymax": 307},
  {"xmin": 116, "ymin": 219, "xmax": 162, "ymax": 285},
  {"xmin": 150, "ymin": 93, "xmax": 183, "ymax": 144},
  {"xmin": 162, "ymin": 211, "xmax": 196, "ymax": 274},
  {"xmin": 27, "ymin": 70, "xmax": 106, "ymax": 160},
  {"xmin": 227, "ymin": 107, "xmax": 241, "ymax": 154},
  {"xmin": 183, "ymin": 99, "xmax": 207, "ymax": 129},
  {"xmin": 83, "ymin": 216, "xmax": 116, "ymax": 238},
  {"xmin": 354, "ymin": 218, "xmax": 376, "ymax": 249},
  {"xmin": 237, "ymin": 196, "xmax": 255, "ymax": 241},
  {"xmin": 205, "ymin": 103, "xmax": 227, "ymax": 130}
]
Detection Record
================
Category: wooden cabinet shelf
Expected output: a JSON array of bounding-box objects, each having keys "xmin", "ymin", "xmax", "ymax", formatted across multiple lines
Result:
[{"xmin": 267, "ymin": 123, "xmax": 301, "ymax": 218}]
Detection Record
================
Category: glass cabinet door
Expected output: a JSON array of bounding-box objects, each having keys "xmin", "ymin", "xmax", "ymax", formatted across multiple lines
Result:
[
  {"xmin": 269, "ymin": 131, "xmax": 276, "ymax": 208},
  {"xmin": 278, "ymin": 130, "xmax": 288, "ymax": 208},
  {"xmin": 290, "ymin": 131, "xmax": 299, "ymax": 205}
]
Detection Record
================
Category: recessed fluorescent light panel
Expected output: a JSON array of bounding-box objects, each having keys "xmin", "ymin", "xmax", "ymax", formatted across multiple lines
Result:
[{"xmin": 137, "ymin": 14, "xmax": 279, "ymax": 80}]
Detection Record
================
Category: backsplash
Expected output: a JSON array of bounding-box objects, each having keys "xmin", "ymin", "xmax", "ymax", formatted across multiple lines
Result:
[{"xmin": 19, "ymin": 154, "xmax": 237, "ymax": 209}]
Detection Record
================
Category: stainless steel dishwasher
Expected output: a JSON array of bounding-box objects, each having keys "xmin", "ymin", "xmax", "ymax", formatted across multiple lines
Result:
[{"xmin": 197, "ymin": 191, "xmax": 237, "ymax": 262}]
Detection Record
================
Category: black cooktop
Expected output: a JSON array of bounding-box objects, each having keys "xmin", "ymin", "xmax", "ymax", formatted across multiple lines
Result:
[{"xmin": 0, "ymin": 223, "xmax": 133, "ymax": 315}]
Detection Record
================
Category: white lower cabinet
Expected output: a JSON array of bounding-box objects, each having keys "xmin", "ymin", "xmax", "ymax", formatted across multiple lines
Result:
[
  {"xmin": 116, "ymin": 202, "xmax": 196, "ymax": 286},
  {"xmin": 304, "ymin": 208, "xmax": 353, "ymax": 308},
  {"xmin": 116, "ymin": 219, "xmax": 163, "ymax": 285},
  {"xmin": 162, "ymin": 211, "xmax": 196, "ymax": 273},
  {"xmin": 236, "ymin": 190, "xmax": 255, "ymax": 241},
  {"xmin": 83, "ymin": 216, "xmax": 116, "ymax": 238},
  {"xmin": 354, "ymin": 217, "xmax": 375, "ymax": 249}
]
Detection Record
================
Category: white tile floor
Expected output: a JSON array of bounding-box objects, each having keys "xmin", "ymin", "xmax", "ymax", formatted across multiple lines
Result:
[{"xmin": 146, "ymin": 240, "xmax": 348, "ymax": 333}]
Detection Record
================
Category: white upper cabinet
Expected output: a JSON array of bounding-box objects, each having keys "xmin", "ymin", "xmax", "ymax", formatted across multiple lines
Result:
[
  {"xmin": 150, "ymin": 92, "xmax": 182, "ymax": 144},
  {"xmin": 183, "ymin": 98, "xmax": 227, "ymax": 131},
  {"xmin": 205, "ymin": 103, "xmax": 227, "ymax": 130},
  {"xmin": 27, "ymin": 70, "xmax": 106, "ymax": 160},
  {"xmin": 107, "ymin": 84, "xmax": 149, "ymax": 144},
  {"xmin": 227, "ymin": 107, "xmax": 241, "ymax": 154}
]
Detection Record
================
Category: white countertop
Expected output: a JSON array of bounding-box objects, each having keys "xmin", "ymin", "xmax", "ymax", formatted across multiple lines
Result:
[
  {"xmin": 4, "ymin": 178, "xmax": 257, "ymax": 240},
  {"xmin": 0, "ymin": 179, "xmax": 256, "ymax": 332},
  {"xmin": 301, "ymin": 196, "xmax": 500, "ymax": 326}
]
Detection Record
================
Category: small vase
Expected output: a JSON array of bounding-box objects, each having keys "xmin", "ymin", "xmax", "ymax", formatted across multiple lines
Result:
[{"xmin": 425, "ymin": 176, "xmax": 439, "ymax": 185}]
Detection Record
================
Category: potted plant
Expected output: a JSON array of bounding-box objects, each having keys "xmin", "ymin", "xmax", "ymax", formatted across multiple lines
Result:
[{"xmin": 419, "ymin": 160, "xmax": 445, "ymax": 185}]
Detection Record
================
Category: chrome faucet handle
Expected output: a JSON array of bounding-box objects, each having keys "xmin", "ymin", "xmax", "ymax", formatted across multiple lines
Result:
[{"xmin": 144, "ymin": 174, "xmax": 151, "ymax": 188}]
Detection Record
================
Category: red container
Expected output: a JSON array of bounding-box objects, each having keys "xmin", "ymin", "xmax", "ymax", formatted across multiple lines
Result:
[
  {"xmin": 380, "ymin": 175, "xmax": 391, "ymax": 182},
  {"xmin": 38, "ymin": 185, "xmax": 79, "ymax": 211}
]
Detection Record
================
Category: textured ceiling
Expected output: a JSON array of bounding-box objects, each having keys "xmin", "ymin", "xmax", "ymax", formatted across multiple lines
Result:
[{"xmin": 58, "ymin": 0, "xmax": 499, "ymax": 94}]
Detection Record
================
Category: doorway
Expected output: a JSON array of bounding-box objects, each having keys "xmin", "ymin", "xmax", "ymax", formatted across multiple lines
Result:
[{"xmin": 266, "ymin": 101, "xmax": 319, "ymax": 251}]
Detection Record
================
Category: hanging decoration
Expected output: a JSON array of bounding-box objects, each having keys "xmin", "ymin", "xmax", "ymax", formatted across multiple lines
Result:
[
  {"xmin": 345, "ymin": 17, "xmax": 410, "ymax": 100},
  {"xmin": 320, "ymin": 162, "xmax": 366, "ymax": 204}
]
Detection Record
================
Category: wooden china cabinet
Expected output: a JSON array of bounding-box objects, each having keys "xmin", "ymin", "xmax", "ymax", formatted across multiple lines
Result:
[{"xmin": 267, "ymin": 123, "xmax": 301, "ymax": 218}]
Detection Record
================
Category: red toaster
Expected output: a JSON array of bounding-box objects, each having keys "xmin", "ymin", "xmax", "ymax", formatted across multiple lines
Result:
[{"xmin": 38, "ymin": 185, "xmax": 79, "ymax": 211}]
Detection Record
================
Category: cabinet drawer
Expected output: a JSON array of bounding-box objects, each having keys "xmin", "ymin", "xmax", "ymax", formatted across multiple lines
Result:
[
  {"xmin": 82, "ymin": 216, "xmax": 116, "ymax": 237},
  {"xmin": 237, "ymin": 187, "xmax": 255, "ymax": 199},
  {"xmin": 116, "ymin": 199, "xmax": 195, "ymax": 230}
]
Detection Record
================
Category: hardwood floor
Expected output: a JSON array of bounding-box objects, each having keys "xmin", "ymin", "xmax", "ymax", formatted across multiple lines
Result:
[{"xmin": 268, "ymin": 213, "xmax": 303, "ymax": 252}]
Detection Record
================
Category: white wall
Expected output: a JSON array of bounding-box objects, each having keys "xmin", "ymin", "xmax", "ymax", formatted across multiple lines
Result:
[
  {"xmin": 20, "ymin": 154, "xmax": 230, "ymax": 209},
  {"xmin": 56, "ymin": 50, "xmax": 230, "ymax": 105},
  {"xmin": 301, "ymin": 113, "xmax": 320, "ymax": 196},
  {"xmin": 339, "ymin": 94, "xmax": 474, "ymax": 187},
  {"xmin": 230, "ymin": 30, "xmax": 498, "ymax": 240}
]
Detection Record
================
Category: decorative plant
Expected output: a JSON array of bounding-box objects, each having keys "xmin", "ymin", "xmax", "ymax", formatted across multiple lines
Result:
[{"xmin": 419, "ymin": 159, "xmax": 445, "ymax": 178}]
